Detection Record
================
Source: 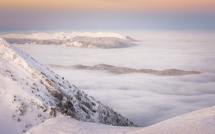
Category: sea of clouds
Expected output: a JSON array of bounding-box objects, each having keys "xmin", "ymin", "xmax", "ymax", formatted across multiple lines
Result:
[{"xmin": 14, "ymin": 30, "xmax": 215, "ymax": 126}]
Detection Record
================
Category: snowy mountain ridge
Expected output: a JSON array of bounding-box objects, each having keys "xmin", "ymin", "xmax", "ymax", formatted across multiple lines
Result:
[
  {"xmin": 3, "ymin": 32, "xmax": 136, "ymax": 49},
  {"xmin": 3, "ymin": 32, "xmax": 127, "ymax": 40},
  {"xmin": 0, "ymin": 38, "xmax": 135, "ymax": 134}
]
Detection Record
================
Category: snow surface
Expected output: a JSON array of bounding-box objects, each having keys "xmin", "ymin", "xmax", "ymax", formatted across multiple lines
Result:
[
  {"xmin": 26, "ymin": 106, "xmax": 215, "ymax": 134},
  {"xmin": 0, "ymin": 38, "xmax": 52, "ymax": 133},
  {"xmin": 3, "ymin": 32, "xmax": 127, "ymax": 40},
  {"xmin": 132, "ymin": 106, "xmax": 215, "ymax": 134},
  {"xmin": 26, "ymin": 116, "xmax": 136, "ymax": 134}
]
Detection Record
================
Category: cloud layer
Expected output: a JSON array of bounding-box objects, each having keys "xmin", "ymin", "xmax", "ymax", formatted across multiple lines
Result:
[{"xmin": 14, "ymin": 30, "xmax": 215, "ymax": 126}]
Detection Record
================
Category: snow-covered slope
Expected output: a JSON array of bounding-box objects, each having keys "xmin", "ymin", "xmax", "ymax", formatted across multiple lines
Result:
[
  {"xmin": 0, "ymin": 38, "xmax": 135, "ymax": 134},
  {"xmin": 131, "ymin": 106, "xmax": 215, "ymax": 134},
  {"xmin": 26, "ymin": 116, "xmax": 137, "ymax": 134},
  {"xmin": 26, "ymin": 106, "xmax": 215, "ymax": 134},
  {"xmin": 3, "ymin": 32, "xmax": 136, "ymax": 48}
]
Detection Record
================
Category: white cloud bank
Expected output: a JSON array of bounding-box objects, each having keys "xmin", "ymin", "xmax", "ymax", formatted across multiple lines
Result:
[{"xmin": 14, "ymin": 30, "xmax": 215, "ymax": 126}]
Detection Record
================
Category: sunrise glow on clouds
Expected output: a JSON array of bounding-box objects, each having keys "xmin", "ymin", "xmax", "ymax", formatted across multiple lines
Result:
[
  {"xmin": 0, "ymin": 0, "xmax": 215, "ymax": 31},
  {"xmin": 1, "ymin": 0, "xmax": 215, "ymax": 12}
]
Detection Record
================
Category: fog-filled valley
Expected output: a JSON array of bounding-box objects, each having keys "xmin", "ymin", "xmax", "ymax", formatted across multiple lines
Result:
[{"xmin": 13, "ymin": 30, "xmax": 215, "ymax": 127}]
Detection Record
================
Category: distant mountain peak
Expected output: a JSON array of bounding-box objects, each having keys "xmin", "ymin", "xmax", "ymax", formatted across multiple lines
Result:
[
  {"xmin": 3, "ymin": 32, "xmax": 128, "ymax": 40},
  {"xmin": 3, "ymin": 32, "xmax": 137, "ymax": 49}
]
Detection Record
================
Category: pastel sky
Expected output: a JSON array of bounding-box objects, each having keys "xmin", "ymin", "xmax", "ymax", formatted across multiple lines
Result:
[{"xmin": 0, "ymin": 0, "xmax": 215, "ymax": 31}]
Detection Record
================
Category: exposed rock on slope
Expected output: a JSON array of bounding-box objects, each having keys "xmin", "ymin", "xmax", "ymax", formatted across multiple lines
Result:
[
  {"xmin": 0, "ymin": 38, "xmax": 135, "ymax": 133},
  {"xmin": 3, "ymin": 32, "xmax": 137, "ymax": 49},
  {"xmin": 49, "ymin": 64, "xmax": 201, "ymax": 76}
]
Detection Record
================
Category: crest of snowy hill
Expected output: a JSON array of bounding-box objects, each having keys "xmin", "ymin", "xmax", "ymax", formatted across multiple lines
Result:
[
  {"xmin": 0, "ymin": 38, "xmax": 135, "ymax": 134},
  {"xmin": 26, "ymin": 106, "xmax": 215, "ymax": 134},
  {"xmin": 3, "ymin": 32, "xmax": 137, "ymax": 49}
]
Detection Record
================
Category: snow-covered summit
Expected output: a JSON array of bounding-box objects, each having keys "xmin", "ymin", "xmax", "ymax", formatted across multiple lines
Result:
[
  {"xmin": 3, "ymin": 32, "xmax": 127, "ymax": 40},
  {"xmin": 0, "ymin": 38, "xmax": 135, "ymax": 134}
]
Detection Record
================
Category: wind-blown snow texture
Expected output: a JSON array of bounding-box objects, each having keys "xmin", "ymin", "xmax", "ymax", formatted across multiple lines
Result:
[
  {"xmin": 3, "ymin": 32, "xmax": 136, "ymax": 49},
  {"xmin": 0, "ymin": 38, "xmax": 135, "ymax": 134},
  {"xmin": 26, "ymin": 106, "xmax": 215, "ymax": 134}
]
